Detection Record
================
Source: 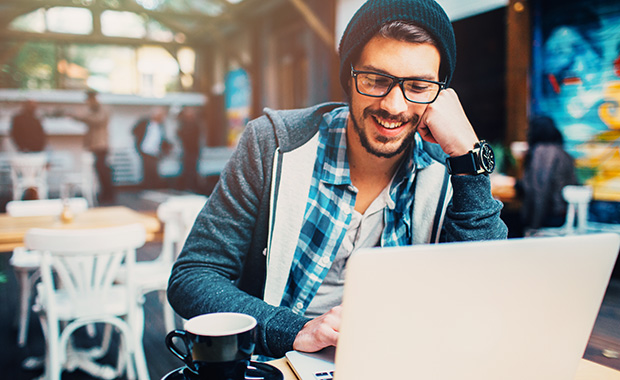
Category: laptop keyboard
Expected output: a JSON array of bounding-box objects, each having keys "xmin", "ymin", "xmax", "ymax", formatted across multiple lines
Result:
[{"xmin": 314, "ymin": 371, "xmax": 334, "ymax": 380}]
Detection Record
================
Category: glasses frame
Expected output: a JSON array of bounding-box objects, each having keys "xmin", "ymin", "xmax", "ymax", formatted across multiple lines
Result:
[{"xmin": 350, "ymin": 64, "xmax": 446, "ymax": 104}]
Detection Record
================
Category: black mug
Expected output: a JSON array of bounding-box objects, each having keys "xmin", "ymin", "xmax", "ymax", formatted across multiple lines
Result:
[{"xmin": 165, "ymin": 313, "xmax": 257, "ymax": 380}]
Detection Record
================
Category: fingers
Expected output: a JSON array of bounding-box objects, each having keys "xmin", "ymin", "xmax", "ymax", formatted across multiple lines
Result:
[
  {"xmin": 417, "ymin": 118, "xmax": 438, "ymax": 144},
  {"xmin": 293, "ymin": 306, "xmax": 342, "ymax": 353},
  {"xmin": 418, "ymin": 88, "xmax": 478, "ymax": 157}
]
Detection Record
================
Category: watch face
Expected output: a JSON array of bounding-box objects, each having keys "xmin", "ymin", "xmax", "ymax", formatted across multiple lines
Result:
[{"xmin": 480, "ymin": 143, "xmax": 495, "ymax": 173}]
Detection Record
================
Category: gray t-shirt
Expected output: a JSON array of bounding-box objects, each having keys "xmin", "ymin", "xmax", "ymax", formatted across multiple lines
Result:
[{"xmin": 304, "ymin": 185, "xmax": 394, "ymax": 318}]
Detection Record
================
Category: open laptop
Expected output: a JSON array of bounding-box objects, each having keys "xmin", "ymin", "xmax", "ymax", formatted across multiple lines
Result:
[{"xmin": 286, "ymin": 233, "xmax": 620, "ymax": 380}]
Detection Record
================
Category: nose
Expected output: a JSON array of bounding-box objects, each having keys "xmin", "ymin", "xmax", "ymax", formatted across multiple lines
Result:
[{"xmin": 380, "ymin": 83, "xmax": 409, "ymax": 115}]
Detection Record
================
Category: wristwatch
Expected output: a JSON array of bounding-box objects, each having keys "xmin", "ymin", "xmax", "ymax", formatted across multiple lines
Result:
[{"xmin": 445, "ymin": 140, "xmax": 495, "ymax": 175}]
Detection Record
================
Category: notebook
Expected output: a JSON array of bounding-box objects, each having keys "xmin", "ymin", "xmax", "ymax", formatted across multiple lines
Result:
[{"xmin": 286, "ymin": 233, "xmax": 620, "ymax": 380}]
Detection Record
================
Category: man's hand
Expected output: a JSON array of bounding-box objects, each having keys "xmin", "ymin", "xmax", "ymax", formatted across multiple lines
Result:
[
  {"xmin": 292, "ymin": 306, "xmax": 342, "ymax": 352},
  {"xmin": 416, "ymin": 88, "xmax": 479, "ymax": 157}
]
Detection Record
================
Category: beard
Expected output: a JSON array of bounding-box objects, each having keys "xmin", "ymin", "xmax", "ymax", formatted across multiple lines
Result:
[{"xmin": 350, "ymin": 107, "xmax": 418, "ymax": 159}]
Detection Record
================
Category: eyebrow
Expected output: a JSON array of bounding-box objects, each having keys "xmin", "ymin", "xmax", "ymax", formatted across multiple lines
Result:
[{"xmin": 358, "ymin": 64, "xmax": 439, "ymax": 81}]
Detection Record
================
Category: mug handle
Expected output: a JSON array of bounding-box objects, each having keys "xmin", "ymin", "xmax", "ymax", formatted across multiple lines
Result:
[{"xmin": 165, "ymin": 330, "xmax": 192, "ymax": 367}]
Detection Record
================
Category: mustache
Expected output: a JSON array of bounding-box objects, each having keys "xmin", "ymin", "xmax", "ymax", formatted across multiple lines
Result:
[{"xmin": 363, "ymin": 108, "xmax": 414, "ymax": 125}]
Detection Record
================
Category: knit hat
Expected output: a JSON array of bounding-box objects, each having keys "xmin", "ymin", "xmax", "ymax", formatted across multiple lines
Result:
[{"xmin": 339, "ymin": 0, "xmax": 456, "ymax": 94}]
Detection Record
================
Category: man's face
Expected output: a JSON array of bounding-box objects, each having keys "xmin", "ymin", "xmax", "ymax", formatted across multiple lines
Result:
[{"xmin": 347, "ymin": 35, "xmax": 441, "ymax": 159}]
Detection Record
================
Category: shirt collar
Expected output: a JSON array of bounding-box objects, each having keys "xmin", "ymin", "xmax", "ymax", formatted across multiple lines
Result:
[{"xmin": 317, "ymin": 106, "xmax": 435, "ymax": 192}]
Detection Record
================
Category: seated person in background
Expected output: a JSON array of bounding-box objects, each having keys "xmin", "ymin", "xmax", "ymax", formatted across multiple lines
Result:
[
  {"xmin": 10, "ymin": 99, "xmax": 47, "ymax": 153},
  {"xmin": 168, "ymin": 0, "xmax": 508, "ymax": 359},
  {"xmin": 518, "ymin": 115, "xmax": 578, "ymax": 230},
  {"xmin": 132, "ymin": 107, "xmax": 172, "ymax": 189}
]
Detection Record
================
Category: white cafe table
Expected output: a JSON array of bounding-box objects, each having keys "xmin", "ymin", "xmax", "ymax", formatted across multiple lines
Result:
[
  {"xmin": 527, "ymin": 221, "xmax": 620, "ymax": 238},
  {"xmin": 268, "ymin": 357, "xmax": 620, "ymax": 379}
]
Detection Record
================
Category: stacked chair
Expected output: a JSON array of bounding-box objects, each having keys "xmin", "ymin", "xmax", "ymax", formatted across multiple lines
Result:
[
  {"xmin": 61, "ymin": 151, "xmax": 99, "ymax": 206},
  {"xmin": 116, "ymin": 195, "xmax": 208, "ymax": 334},
  {"xmin": 562, "ymin": 185, "xmax": 593, "ymax": 233},
  {"xmin": 9, "ymin": 152, "xmax": 49, "ymax": 200}
]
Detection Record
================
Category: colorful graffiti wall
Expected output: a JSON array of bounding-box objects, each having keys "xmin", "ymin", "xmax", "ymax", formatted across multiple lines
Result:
[{"xmin": 532, "ymin": 0, "xmax": 620, "ymax": 202}]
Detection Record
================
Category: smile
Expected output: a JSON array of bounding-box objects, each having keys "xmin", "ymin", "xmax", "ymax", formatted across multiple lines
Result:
[{"xmin": 372, "ymin": 115, "xmax": 405, "ymax": 130}]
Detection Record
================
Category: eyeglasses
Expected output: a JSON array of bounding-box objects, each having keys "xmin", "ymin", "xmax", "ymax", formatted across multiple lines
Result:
[{"xmin": 350, "ymin": 65, "xmax": 445, "ymax": 104}]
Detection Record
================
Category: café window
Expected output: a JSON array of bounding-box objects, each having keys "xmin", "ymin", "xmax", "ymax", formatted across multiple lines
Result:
[
  {"xmin": 2, "ymin": 6, "xmax": 195, "ymax": 95},
  {"xmin": 101, "ymin": 11, "xmax": 147, "ymax": 39},
  {"xmin": 46, "ymin": 7, "xmax": 93, "ymax": 35},
  {"xmin": 9, "ymin": 7, "xmax": 92, "ymax": 35}
]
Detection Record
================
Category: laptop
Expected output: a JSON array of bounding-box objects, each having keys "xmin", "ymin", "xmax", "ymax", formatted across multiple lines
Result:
[{"xmin": 286, "ymin": 233, "xmax": 620, "ymax": 380}]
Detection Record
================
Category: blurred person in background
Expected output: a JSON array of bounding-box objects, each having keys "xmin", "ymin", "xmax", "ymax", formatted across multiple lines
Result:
[
  {"xmin": 176, "ymin": 106, "xmax": 202, "ymax": 191},
  {"xmin": 517, "ymin": 115, "xmax": 578, "ymax": 230},
  {"xmin": 10, "ymin": 99, "xmax": 47, "ymax": 153},
  {"xmin": 67, "ymin": 90, "xmax": 115, "ymax": 203},
  {"xmin": 132, "ymin": 106, "xmax": 172, "ymax": 189}
]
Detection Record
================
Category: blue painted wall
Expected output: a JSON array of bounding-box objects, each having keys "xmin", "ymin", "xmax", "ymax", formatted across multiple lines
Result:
[{"xmin": 532, "ymin": 0, "xmax": 620, "ymax": 205}]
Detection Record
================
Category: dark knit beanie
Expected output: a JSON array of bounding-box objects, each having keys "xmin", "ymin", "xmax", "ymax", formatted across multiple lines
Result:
[{"xmin": 339, "ymin": 0, "xmax": 456, "ymax": 94}]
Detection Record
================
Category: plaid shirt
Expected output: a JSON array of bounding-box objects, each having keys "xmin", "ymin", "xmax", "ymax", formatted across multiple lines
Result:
[{"xmin": 280, "ymin": 106, "xmax": 435, "ymax": 314}]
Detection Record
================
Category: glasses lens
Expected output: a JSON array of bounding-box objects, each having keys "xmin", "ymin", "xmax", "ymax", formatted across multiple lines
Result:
[
  {"xmin": 402, "ymin": 80, "xmax": 441, "ymax": 103},
  {"xmin": 356, "ymin": 73, "xmax": 393, "ymax": 96}
]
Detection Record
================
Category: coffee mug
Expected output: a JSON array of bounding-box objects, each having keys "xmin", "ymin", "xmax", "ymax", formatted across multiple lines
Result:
[{"xmin": 165, "ymin": 312, "xmax": 257, "ymax": 380}]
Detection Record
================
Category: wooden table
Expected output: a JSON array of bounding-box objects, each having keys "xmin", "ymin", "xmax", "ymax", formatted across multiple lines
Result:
[
  {"xmin": 0, "ymin": 206, "xmax": 161, "ymax": 252},
  {"xmin": 490, "ymin": 173, "xmax": 518, "ymax": 204},
  {"xmin": 268, "ymin": 357, "xmax": 620, "ymax": 379}
]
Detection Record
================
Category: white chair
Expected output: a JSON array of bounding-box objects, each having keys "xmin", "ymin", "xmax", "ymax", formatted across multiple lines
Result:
[
  {"xmin": 8, "ymin": 197, "xmax": 89, "ymax": 347},
  {"xmin": 10, "ymin": 152, "xmax": 49, "ymax": 200},
  {"xmin": 562, "ymin": 185, "xmax": 593, "ymax": 233},
  {"xmin": 62, "ymin": 152, "xmax": 99, "ymax": 206},
  {"xmin": 26, "ymin": 224, "xmax": 149, "ymax": 380},
  {"xmin": 118, "ymin": 195, "xmax": 207, "ymax": 334}
]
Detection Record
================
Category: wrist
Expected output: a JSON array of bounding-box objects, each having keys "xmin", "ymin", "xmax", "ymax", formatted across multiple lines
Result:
[
  {"xmin": 445, "ymin": 140, "xmax": 495, "ymax": 175},
  {"xmin": 449, "ymin": 137, "xmax": 480, "ymax": 157}
]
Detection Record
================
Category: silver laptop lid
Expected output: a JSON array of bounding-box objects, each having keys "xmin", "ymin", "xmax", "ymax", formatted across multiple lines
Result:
[
  {"xmin": 335, "ymin": 234, "xmax": 620, "ymax": 380},
  {"xmin": 286, "ymin": 346, "xmax": 336, "ymax": 380}
]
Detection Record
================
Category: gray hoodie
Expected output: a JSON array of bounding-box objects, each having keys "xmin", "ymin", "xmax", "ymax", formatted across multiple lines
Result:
[{"xmin": 168, "ymin": 102, "xmax": 507, "ymax": 358}]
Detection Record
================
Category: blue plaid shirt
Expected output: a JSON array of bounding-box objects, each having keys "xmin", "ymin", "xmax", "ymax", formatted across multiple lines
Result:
[{"xmin": 280, "ymin": 106, "xmax": 435, "ymax": 314}]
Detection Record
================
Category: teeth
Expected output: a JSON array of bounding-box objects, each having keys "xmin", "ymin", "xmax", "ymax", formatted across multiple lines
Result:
[{"xmin": 373, "ymin": 116, "xmax": 403, "ymax": 129}]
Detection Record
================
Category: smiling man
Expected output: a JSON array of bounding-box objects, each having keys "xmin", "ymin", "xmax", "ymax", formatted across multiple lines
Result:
[{"xmin": 168, "ymin": 0, "xmax": 508, "ymax": 359}]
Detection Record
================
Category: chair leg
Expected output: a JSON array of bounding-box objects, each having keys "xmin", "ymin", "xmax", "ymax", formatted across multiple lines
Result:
[
  {"xmin": 118, "ymin": 334, "xmax": 136, "ymax": 380},
  {"xmin": 78, "ymin": 324, "xmax": 113, "ymax": 360},
  {"xmin": 15, "ymin": 268, "xmax": 32, "ymax": 347},
  {"xmin": 131, "ymin": 334, "xmax": 150, "ymax": 380},
  {"xmin": 161, "ymin": 290, "xmax": 176, "ymax": 333},
  {"xmin": 109, "ymin": 315, "xmax": 148, "ymax": 380},
  {"xmin": 130, "ymin": 307, "xmax": 149, "ymax": 380},
  {"xmin": 94, "ymin": 324, "xmax": 114, "ymax": 359},
  {"xmin": 86, "ymin": 323, "xmax": 97, "ymax": 338},
  {"xmin": 46, "ymin": 321, "xmax": 62, "ymax": 380},
  {"xmin": 65, "ymin": 341, "xmax": 116, "ymax": 380}
]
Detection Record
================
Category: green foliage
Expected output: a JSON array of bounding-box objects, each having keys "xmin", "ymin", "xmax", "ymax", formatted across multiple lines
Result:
[
  {"xmin": 488, "ymin": 141, "xmax": 515, "ymax": 175},
  {"xmin": 0, "ymin": 41, "xmax": 55, "ymax": 89}
]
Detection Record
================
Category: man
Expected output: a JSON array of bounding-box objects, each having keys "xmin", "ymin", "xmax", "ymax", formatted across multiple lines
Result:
[
  {"xmin": 168, "ymin": 0, "xmax": 507, "ymax": 359},
  {"xmin": 10, "ymin": 99, "xmax": 47, "ymax": 152},
  {"xmin": 68, "ymin": 90, "xmax": 115, "ymax": 202},
  {"xmin": 132, "ymin": 106, "xmax": 171, "ymax": 189}
]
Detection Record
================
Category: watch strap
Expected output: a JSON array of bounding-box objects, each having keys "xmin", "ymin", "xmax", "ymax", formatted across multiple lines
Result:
[{"xmin": 445, "ymin": 152, "xmax": 477, "ymax": 175}]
